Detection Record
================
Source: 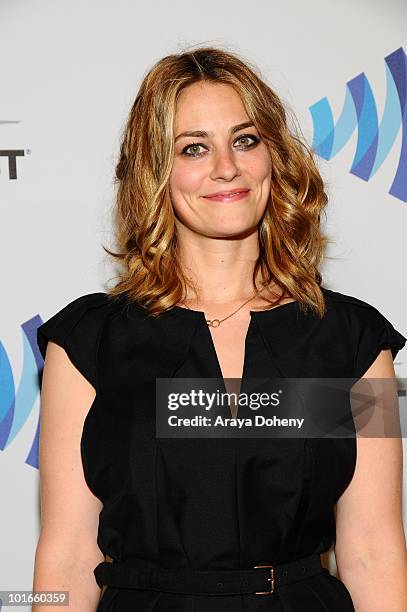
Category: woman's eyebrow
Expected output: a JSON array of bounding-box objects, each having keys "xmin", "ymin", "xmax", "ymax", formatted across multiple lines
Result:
[{"xmin": 174, "ymin": 121, "xmax": 254, "ymax": 143}]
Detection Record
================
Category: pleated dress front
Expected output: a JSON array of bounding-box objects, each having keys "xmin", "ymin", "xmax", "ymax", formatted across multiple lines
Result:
[{"xmin": 36, "ymin": 286, "xmax": 407, "ymax": 611}]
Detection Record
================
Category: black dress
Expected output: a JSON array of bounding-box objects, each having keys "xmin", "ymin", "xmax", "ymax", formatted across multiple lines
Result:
[{"xmin": 36, "ymin": 286, "xmax": 406, "ymax": 611}]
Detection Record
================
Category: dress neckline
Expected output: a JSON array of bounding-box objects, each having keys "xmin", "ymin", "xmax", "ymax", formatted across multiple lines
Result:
[
  {"xmin": 173, "ymin": 300, "xmax": 299, "ymax": 387},
  {"xmin": 173, "ymin": 299, "xmax": 299, "ymax": 316}
]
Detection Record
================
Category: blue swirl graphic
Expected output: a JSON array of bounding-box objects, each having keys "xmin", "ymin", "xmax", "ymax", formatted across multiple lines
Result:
[
  {"xmin": 310, "ymin": 46, "xmax": 406, "ymax": 202},
  {"xmin": 0, "ymin": 316, "xmax": 44, "ymax": 469}
]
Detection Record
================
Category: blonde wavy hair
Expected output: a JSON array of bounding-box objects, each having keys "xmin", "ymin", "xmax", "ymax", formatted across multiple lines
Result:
[{"xmin": 104, "ymin": 45, "xmax": 330, "ymax": 318}]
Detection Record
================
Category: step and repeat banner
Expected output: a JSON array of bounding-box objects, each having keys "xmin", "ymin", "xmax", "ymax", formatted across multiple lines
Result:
[{"xmin": 1, "ymin": 0, "xmax": 406, "ymax": 604}]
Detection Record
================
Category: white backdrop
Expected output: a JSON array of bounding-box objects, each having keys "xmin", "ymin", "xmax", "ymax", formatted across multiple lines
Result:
[{"xmin": 1, "ymin": 0, "xmax": 406, "ymax": 603}]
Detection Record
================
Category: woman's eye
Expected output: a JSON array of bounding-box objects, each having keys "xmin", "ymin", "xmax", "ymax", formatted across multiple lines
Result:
[
  {"xmin": 180, "ymin": 134, "xmax": 259, "ymax": 158},
  {"xmin": 181, "ymin": 143, "xmax": 206, "ymax": 157},
  {"xmin": 235, "ymin": 134, "xmax": 259, "ymax": 147}
]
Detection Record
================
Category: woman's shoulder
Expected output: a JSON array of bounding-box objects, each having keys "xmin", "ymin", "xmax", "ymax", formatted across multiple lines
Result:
[
  {"xmin": 36, "ymin": 291, "xmax": 130, "ymax": 388},
  {"xmin": 320, "ymin": 286, "xmax": 406, "ymax": 376},
  {"xmin": 321, "ymin": 286, "xmax": 388, "ymax": 313},
  {"xmin": 320, "ymin": 285, "xmax": 405, "ymax": 340},
  {"xmin": 37, "ymin": 292, "xmax": 125, "ymax": 350}
]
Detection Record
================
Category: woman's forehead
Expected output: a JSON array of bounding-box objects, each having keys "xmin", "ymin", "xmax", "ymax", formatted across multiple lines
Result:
[{"xmin": 174, "ymin": 84, "xmax": 249, "ymax": 130}]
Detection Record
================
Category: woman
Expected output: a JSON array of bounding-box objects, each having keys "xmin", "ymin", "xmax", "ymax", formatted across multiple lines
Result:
[{"xmin": 34, "ymin": 47, "xmax": 407, "ymax": 610}]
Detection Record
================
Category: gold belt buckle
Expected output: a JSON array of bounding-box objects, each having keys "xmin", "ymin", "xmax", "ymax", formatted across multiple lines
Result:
[{"xmin": 253, "ymin": 564, "xmax": 275, "ymax": 594}]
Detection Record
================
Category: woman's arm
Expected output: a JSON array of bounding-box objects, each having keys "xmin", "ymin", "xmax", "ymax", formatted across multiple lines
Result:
[
  {"xmin": 334, "ymin": 348, "xmax": 407, "ymax": 611},
  {"xmin": 33, "ymin": 341, "xmax": 105, "ymax": 611}
]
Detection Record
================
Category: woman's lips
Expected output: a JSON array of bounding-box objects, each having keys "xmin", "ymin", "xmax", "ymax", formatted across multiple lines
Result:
[{"xmin": 202, "ymin": 190, "xmax": 250, "ymax": 202}]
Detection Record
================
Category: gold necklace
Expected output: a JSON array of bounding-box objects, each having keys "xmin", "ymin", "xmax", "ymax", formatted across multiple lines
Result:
[{"xmin": 180, "ymin": 287, "xmax": 266, "ymax": 328}]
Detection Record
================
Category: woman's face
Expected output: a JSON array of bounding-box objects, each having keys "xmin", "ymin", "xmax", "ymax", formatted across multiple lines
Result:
[{"xmin": 169, "ymin": 82, "xmax": 272, "ymax": 238}]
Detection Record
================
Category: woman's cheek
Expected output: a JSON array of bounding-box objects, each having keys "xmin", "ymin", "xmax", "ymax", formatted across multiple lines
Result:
[
  {"xmin": 244, "ymin": 150, "xmax": 271, "ymax": 181},
  {"xmin": 170, "ymin": 160, "xmax": 206, "ymax": 195}
]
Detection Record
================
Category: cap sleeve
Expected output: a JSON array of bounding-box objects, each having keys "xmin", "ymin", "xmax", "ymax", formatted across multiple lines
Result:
[
  {"xmin": 36, "ymin": 292, "xmax": 112, "ymax": 389},
  {"xmin": 354, "ymin": 304, "xmax": 406, "ymax": 379}
]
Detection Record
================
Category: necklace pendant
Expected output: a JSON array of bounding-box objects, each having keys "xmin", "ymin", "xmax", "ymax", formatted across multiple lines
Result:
[{"xmin": 206, "ymin": 318, "xmax": 221, "ymax": 328}]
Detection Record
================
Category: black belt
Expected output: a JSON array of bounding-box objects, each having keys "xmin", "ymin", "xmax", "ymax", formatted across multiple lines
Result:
[{"xmin": 94, "ymin": 553, "xmax": 325, "ymax": 596}]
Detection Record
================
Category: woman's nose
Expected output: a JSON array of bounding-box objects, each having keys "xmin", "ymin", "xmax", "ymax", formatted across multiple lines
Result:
[{"xmin": 209, "ymin": 150, "xmax": 240, "ymax": 181}]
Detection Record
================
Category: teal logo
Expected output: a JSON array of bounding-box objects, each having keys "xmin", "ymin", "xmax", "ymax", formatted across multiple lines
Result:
[
  {"xmin": 310, "ymin": 47, "xmax": 406, "ymax": 202},
  {"xmin": 0, "ymin": 316, "xmax": 43, "ymax": 469}
]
